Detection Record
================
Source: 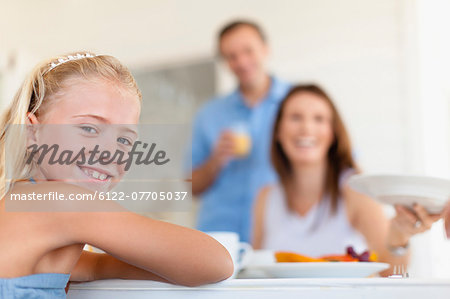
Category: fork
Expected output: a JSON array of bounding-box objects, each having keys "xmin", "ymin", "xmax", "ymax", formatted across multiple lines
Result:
[{"xmin": 388, "ymin": 264, "xmax": 409, "ymax": 278}]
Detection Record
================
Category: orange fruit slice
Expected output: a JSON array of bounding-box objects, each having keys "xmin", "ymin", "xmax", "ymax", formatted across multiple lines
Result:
[{"xmin": 275, "ymin": 251, "xmax": 327, "ymax": 263}]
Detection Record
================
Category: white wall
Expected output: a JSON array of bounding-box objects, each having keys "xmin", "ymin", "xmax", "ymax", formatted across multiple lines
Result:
[
  {"xmin": 0, "ymin": 0, "xmax": 414, "ymax": 173},
  {"xmin": 409, "ymin": 0, "xmax": 450, "ymax": 279},
  {"xmin": 1, "ymin": 0, "xmax": 449, "ymax": 277}
]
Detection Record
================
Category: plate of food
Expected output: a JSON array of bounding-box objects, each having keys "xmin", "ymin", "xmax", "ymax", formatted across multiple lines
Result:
[
  {"xmin": 347, "ymin": 174, "xmax": 450, "ymax": 214},
  {"xmin": 242, "ymin": 247, "xmax": 389, "ymax": 278}
]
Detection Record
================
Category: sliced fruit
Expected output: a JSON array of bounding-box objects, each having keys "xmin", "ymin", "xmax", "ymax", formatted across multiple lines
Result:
[
  {"xmin": 275, "ymin": 248, "xmax": 378, "ymax": 263},
  {"xmin": 369, "ymin": 252, "xmax": 378, "ymax": 262},
  {"xmin": 320, "ymin": 254, "xmax": 359, "ymax": 262},
  {"xmin": 275, "ymin": 251, "xmax": 326, "ymax": 263}
]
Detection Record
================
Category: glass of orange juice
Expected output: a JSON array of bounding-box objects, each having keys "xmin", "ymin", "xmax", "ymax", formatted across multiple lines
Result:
[{"xmin": 230, "ymin": 122, "xmax": 252, "ymax": 157}]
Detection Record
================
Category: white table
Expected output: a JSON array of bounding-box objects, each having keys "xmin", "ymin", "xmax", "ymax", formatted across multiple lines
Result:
[{"xmin": 67, "ymin": 278, "xmax": 450, "ymax": 299}]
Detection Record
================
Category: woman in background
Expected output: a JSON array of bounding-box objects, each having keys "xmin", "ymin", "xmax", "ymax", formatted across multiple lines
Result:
[
  {"xmin": 252, "ymin": 84, "xmax": 441, "ymax": 274},
  {"xmin": 0, "ymin": 52, "xmax": 232, "ymax": 298}
]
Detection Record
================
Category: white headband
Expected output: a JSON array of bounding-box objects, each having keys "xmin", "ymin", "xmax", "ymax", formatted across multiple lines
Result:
[{"xmin": 45, "ymin": 53, "xmax": 97, "ymax": 73}]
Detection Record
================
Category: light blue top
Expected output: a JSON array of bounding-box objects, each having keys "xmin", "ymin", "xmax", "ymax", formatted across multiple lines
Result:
[
  {"xmin": 191, "ymin": 76, "xmax": 291, "ymax": 242},
  {"xmin": 0, "ymin": 273, "xmax": 70, "ymax": 298}
]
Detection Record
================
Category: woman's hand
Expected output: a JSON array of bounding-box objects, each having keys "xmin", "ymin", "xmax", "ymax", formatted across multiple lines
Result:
[{"xmin": 387, "ymin": 204, "xmax": 442, "ymax": 247}]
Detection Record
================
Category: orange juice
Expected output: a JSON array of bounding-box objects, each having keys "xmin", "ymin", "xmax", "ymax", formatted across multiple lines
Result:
[{"xmin": 233, "ymin": 132, "xmax": 251, "ymax": 157}]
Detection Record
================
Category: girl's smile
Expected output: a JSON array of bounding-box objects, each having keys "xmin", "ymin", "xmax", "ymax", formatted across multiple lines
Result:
[{"xmin": 27, "ymin": 79, "xmax": 141, "ymax": 192}]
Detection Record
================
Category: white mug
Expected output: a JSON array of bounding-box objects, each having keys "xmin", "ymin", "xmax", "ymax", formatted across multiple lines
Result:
[{"xmin": 206, "ymin": 231, "xmax": 253, "ymax": 278}]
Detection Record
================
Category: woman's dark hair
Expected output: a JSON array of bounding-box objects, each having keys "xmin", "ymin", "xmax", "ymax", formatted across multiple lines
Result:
[{"xmin": 271, "ymin": 84, "xmax": 358, "ymax": 213}]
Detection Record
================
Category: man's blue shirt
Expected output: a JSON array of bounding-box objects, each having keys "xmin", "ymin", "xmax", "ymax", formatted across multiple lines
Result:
[{"xmin": 191, "ymin": 76, "xmax": 291, "ymax": 242}]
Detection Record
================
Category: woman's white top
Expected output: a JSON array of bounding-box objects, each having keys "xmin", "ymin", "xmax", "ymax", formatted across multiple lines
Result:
[{"xmin": 261, "ymin": 170, "xmax": 368, "ymax": 257}]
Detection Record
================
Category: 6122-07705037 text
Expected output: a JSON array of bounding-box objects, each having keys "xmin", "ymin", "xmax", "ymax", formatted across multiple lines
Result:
[{"xmin": 8, "ymin": 191, "xmax": 188, "ymax": 201}]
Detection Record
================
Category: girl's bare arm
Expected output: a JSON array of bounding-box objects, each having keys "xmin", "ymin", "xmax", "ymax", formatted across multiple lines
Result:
[{"xmin": 44, "ymin": 182, "xmax": 233, "ymax": 286}]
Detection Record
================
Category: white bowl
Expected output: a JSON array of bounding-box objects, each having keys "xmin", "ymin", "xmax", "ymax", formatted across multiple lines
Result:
[{"xmin": 348, "ymin": 174, "xmax": 450, "ymax": 214}]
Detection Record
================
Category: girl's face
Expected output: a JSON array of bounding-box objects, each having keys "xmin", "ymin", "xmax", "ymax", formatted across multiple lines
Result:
[
  {"xmin": 28, "ymin": 77, "xmax": 140, "ymax": 191},
  {"xmin": 277, "ymin": 92, "xmax": 334, "ymax": 167}
]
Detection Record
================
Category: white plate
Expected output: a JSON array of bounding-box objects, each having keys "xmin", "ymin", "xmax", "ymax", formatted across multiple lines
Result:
[
  {"xmin": 244, "ymin": 262, "xmax": 389, "ymax": 278},
  {"xmin": 348, "ymin": 174, "xmax": 450, "ymax": 214}
]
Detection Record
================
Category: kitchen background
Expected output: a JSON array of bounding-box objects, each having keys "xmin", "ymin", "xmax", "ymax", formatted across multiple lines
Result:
[{"xmin": 1, "ymin": 0, "xmax": 449, "ymax": 278}]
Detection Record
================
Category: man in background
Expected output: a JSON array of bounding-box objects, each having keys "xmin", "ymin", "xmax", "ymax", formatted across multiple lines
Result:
[{"xmin": 191, "ymin": 20, "xmax": 291, "ymax": 242}]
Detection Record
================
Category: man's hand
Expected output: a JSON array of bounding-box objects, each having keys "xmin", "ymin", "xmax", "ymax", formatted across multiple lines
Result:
[
  {"xmin": 210, "ymin": 130, "xmax": 236, "ymax": 168},
  {"xmin": 192, "ymin": 130, "xmax": 236, "ymax": 195}
]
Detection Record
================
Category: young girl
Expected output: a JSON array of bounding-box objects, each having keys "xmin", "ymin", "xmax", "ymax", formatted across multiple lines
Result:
[
  {"xmin": 252, "ymin": 84, "xmax": 441, "ymax": 275},
  {"xmin": 0, "ymin": 52, "xmax": 233, "ymax": 298}
]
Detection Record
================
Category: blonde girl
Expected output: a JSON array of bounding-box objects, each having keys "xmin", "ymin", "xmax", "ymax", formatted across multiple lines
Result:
[{"xmin": 0, "ymin": 52, "xmax": 233, "ymax": 298}]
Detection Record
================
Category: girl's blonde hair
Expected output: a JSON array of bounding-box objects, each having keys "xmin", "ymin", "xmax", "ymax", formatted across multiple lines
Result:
[{"xmin": 0, "ymin": 52, "xmax": 142, "ymax": 198}]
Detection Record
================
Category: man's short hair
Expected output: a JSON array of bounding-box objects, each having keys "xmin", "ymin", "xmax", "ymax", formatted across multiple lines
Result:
[{"xmin": 218, "ymin": 20, "xmax": 267, "ymax": 44}]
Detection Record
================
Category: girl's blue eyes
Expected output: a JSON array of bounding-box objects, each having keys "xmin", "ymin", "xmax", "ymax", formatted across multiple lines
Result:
[
  {"xmin": 314, "ymin": 116, "xmax": 325, "ymax": 122},
  {"xmin": 117, "ymin": 137, "xmax": 132, "ymax": 146},
  {"xmin": 81, "ymin": 125, "xmax": 98, "ymax": 134},
  {"xmin": 79, "ymin": 126, "xmax": 133, "ymax": 146}
]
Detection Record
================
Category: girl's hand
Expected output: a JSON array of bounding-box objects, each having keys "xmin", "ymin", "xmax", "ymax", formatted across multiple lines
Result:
[{"xmin": 387, "ymin": 204, "xmax": 442, "ymax": 247}]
